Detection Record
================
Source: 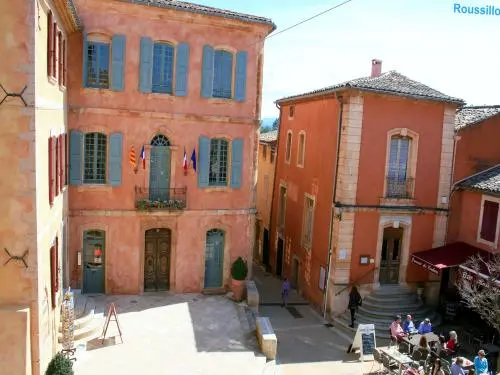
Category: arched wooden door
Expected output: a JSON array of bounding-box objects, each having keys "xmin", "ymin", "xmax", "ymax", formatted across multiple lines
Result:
[
  {"xmin": 204, "ymin": 230, "xmax": 224, "ymax": 288},
  {"xmin": 144, "ymin": 228, "xmax": 171, "ymax": 291},
  {"xmin": 149, "ymin": 135, "xmax": 171, "ymax": 201}
]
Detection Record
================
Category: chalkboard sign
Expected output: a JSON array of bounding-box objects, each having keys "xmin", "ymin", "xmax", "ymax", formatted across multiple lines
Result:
[{"xmin": 361, "ymin": 332, "xmax": 375, "ymax": 355}]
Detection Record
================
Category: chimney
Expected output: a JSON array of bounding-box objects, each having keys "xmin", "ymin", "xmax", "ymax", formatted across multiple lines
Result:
[{"xmin": 371, "ymin": 59, "xmax": 382, "ymax": 77}]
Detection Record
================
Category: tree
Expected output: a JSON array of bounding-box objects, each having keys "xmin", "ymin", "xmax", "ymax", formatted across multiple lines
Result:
[
  {"xmin": 458, "ymin": 253, "xmax": 500, "ymax": 332},
  {"xmin": 272, "ymin": 118, "xmax": 279, "ymax": 131}
]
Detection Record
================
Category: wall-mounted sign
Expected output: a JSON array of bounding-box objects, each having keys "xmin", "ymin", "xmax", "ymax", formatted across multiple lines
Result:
[{"xmin": 360, "ymin": 255, "xmax": 370, "ymax": 265}]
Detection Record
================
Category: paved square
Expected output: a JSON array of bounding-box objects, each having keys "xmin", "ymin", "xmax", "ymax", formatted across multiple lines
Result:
[{"xmin": 73, "ymin": 293, "xmax": 266, "ymax": 375}]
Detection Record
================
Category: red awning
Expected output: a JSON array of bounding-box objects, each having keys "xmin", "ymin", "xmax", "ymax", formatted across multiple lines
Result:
[{"xmin": 411, "ymin": 242, "xmax": 491, "ymax": 275}]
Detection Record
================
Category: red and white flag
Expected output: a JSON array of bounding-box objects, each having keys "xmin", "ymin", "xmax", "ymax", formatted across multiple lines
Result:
[{"xmin": 183, "ymin": 147, "xmax": 188, "ymax": 174}]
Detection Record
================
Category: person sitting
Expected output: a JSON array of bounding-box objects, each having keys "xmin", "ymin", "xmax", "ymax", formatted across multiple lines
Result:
[
  {"xmin": 451, "ymin": 357, "xmax": 467, "ymax": 375},
  {"xmin": 403, "ymin": 314, "xmax": 418, "ymax": 334},
  {"xmin": 445, "ymin": 331, "xmax": 459, "ymax": 355},
  {"xmin": 432, "ymin": 358, "xmax": 445, "ymax": 375},
  {"xmin": 417, "ymin": 318, "xmax": 432, "ymax": 334},
  {"xmin": 390, "ymin": 315, "xmax": 407, "ymax": 343},
  {"xmin": 474, "ymin": 349, "xmax": 489, "ymax": 375},
  {"xmin": 411, "ymin": 335, "xmax": 430, "ymax": 362}
]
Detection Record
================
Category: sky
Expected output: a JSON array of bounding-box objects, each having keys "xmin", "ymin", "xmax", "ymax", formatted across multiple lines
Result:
[{"xmin": 193, "ymin": 0, "xmax": 499, "ymax": 118}]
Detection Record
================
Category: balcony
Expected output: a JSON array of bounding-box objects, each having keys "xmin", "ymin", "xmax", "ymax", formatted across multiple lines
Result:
[
  {"xmin": 385, "ymin": 177, "xmax": 414, "ymax": 199},
  {"xmin": 135, "ymin": 187, "xmax": 187, "ymax": 211}
]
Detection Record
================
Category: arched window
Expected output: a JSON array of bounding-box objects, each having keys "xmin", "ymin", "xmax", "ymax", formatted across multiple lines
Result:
[
  {"xmin": 150, "ymin": 134, "xmax": 170, "ymax": 146},
  {"xmin": 84, "ymin": 132, "xmax": 107, "ymax": 183}
]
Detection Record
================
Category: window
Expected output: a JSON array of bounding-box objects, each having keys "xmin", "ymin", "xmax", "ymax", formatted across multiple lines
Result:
[
  {"xmin": 289, "ymin": 105, "xmax": 295, "ymax": 118},
  {"xmin": 262, "ymin": 145, "xmax": 267, "ymax": 161},
  {"xmin": 302, "ymin": 195, "xmax": 315, "ymax": 249},
  {"xmin": 48, "ymin": 137, "xmax": 55, "ymax": 205},
  {"xmin": 297, "ymin": 132, "xmax": 305, "ymax": 167},
  {"xmin": 209, "ymin": 138, "xmax": 229, "ymax": 186},
  {"xmin": 478, "ymin": 198, "xmax": 500, "ymax": 244},
  {"xmin": 47, "ymin": 11, "xmax": 54, "ymax": 78},
  {"xmin": 84, "ymin": 133, "xmax": 107, "ymax": 184},
  {"xmin": 50, "ymin": 237, "xmax": 59, "ymax": 309},
  {"xmin": 152, "ymin": 42, "xmax": 174, "ymax": 94},
  {"xmin": 285, "ymin": 131, "xmax": 292, "ymax": 163},
  {"xmin": 86, "ymin": 41, "xmax": 110, "ymax": 88},
  {"xmin": 387, "ymin": 136, "xmax": 411, "ymax": 198},
  {"xmin": 278, "ymin": 186, "xmax": 287, "ymax": 228},
  {"xmin": 55, "ymin": 137, "xmax": 60, "ymax": 195},
  {"xmin": 213, "ymin": 50, "xmax": 233, "ymax": 99}
]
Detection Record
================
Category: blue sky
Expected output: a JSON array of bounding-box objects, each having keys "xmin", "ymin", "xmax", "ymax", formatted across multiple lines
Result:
[{"xmin": 194, "ymin": 0, "xmax": 499, "ymax": 118}]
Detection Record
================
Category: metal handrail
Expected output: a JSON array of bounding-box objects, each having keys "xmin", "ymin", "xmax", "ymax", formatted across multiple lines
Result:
[{"xmin": 335, "ymin": 267, "xmax": 378, "ymax": 296}]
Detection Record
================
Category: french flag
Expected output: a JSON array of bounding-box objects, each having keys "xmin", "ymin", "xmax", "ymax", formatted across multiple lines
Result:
[
  {"xmin": 183, "ymin": 147, "xmax": 188, "ymax": 174},
  {"xmin": 140, "ymin": 146, "xmax": 146, "ymax": 169}
]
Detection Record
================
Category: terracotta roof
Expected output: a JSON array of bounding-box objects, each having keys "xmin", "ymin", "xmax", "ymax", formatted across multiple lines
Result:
[
  {"xmin": 260, "ymin": 130, "xmax": 278, "ymax": 143},
  {"xmin": 456, "ymin": 165, "xmax": 500, "ymax": 195},
  {"xmin": 276, "ymin": 71, "xmax": 464, "ymax": 105},
  {"xmin": 117, "ymin": 0, "xmax": 276, "ymax": 31},
  {"xmin": 455, "ymin": 105, "xmax": 500, "ymax": 130}
]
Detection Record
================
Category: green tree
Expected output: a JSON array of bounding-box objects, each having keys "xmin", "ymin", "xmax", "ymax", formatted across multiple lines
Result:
[{"xmin": 272, "ymin": 118, "xmax": 279, "ymax": 131}]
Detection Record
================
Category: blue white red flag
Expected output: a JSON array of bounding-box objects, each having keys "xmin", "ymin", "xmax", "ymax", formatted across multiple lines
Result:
[{"xmin": 140, "ymin": 146, "xmax": 146, "ymax": 169}]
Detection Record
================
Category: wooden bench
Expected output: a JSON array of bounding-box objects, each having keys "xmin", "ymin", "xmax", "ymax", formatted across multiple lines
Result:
[
  {"xmin": 256, "ymin": 317, "xmax": 277, "ymax": 360},
  {"xmin": 246, "ymin": 280, "xmax": 259, "ymax": 310}
]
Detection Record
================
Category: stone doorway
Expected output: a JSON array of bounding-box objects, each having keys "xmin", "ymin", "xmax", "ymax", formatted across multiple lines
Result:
[
  {"xmin": 379, "ymin": 227, "xmax": 403, "ymax": 284},
  {"xmin": 144, "ymin": 228, "xmax": 171, "ymax": 291}
]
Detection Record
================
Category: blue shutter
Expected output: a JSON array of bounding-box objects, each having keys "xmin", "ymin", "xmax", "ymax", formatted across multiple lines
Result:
[
  {"xmin": 234, "ymin": 51, "xmax": 248, "ymax": 102},
  {"xmin": 201, "ymin": 45, "xmax": 214, "ymax": 98},
  {"xmin": 111, "ymin": 35, "xmax": 126, "ymax": 92},
  {"xmin": 69, "ymin": 131, "xmax": 83, "ymax": 185},
  {"xmin": 175, "ymin": 43, "xmax": 189, "ymax": 97},
  {"xmin": 139, "ymin": 37, "xmax": 153, "ymax": 93},
  {"xmin": 108, "ymin": 133, "xmax": 123, "ymax": 186},
  {"xmin": 230, "ymin": 138, "xmax": 243, "ymax": 189},
  {"xmin": 82, "ymin": 33, "xmax": 88, "ymax": 87},
  {"xmin": 198, "ymin": 136, "xmax": 210, "ymax": 188}
]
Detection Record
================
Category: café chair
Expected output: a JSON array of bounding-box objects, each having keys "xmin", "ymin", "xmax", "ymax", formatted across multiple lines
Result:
[{"xmin": 372, "ymin": 348, "xmax": 385, "ymax": 374}]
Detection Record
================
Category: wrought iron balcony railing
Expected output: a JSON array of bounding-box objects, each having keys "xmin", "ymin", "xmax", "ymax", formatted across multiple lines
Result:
[
  {"xmin": 135, "ymin": 187, "xmax": 187, "ymax": 210},
  {"xmin": 385, "ymin": 177, "xmax": 414, "ymax": 199}
]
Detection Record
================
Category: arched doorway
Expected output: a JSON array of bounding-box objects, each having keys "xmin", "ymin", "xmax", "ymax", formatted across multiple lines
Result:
[
  {"xmin": 149, "ymin": 134, "xmax": 171, "ymax": 201},
  {"xmin": 144, "ymin": 228, "xmax": 171, "ymax": 291},
  {"xmin": 83, "ymin": 230, "xmax": 105, "ymax": 294},
  {"xmin": 379, "ymin": 227, "xmax": 404, "ymax": 284},
  {"xmin": 204, "ymin": 229, "xmax": 224, "ymax": 288}
]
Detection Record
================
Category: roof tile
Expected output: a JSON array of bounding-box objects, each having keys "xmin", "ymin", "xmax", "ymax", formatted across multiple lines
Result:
[
  {"xmin": 276, "ymin": 71, "xmax": 464, "ymax": 105},
  {"xmin": 455, "ymin": 105, "xmax": 500, "ymax": 130},
  {"xmin": 456, "ymin": 165, "xmax": 500, "ymax": 195},
  {"xmin": 260, "ymin": 130, "xmax": 278, "ymax": 143}
]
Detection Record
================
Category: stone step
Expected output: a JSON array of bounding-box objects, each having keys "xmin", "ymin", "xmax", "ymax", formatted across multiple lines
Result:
[
  {"xmin": 59, "ymin": 308, "xmax": 95, "ymax": 333},
  {"xmin": 364, "ymin": 294, "xmax": 419, "ymax": 304},
  {"xmin": 58, "ymin": 318, "xmax": 102, "ymax": 344},
  {"xmin": 357, "ymin": 305, "xmax": 433, "ymax": 320},
  {"xmin": 362, "ymin": 298, "xmax": 423, "ymax": 312}
]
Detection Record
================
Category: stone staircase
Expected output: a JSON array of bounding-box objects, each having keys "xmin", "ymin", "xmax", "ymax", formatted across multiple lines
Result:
[
  {"xmin": 333, "ymin": 284, "xmax": 441, "ymax": 339},
  {"xmin": 58, "ymin": 291, "xmax": 105, "ymax": 346}
]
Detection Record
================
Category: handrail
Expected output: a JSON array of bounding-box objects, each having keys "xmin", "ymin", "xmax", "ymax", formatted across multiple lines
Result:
[{"xmin": 335, "ymin": 267, "xmax": 378, "ymax": 296}]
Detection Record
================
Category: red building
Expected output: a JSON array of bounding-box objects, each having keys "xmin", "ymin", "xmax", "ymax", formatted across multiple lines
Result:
[{"xmin": 269, "ymin": 60, "xmax": 464, "ymax": 314}]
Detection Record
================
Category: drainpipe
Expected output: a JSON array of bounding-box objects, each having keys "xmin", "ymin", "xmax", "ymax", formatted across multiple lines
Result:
[
  {"xmin": 267, "ymin": 102, "xmax": 282, "ymax": 270},
  {"xmin": 323, "ymin": 94, "xmax": 344, "ymax": 319},
  {"xmin": 444, "ymin": 132, "xmax": 461, "ymax": 245}
]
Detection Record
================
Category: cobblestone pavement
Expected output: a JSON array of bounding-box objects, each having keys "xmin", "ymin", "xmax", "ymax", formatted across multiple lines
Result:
[{"xmin": 73, "ymin": 293, "xmax": 266, "ymax": 375}]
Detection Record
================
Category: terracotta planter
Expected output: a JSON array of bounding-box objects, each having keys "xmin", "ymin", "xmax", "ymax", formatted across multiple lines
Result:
[{"xmin": 231, "ymin": 279, "xmax": 245, "ymax": 301}]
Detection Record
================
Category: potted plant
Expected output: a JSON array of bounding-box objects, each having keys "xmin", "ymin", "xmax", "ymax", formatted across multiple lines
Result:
[
  {"xmin": 416, "ymin": 282, "xmax": 425, "ymax": 301},
  {"xmin": 45, "ymin": 352, "xmax": 74, "ymax": 375},
  {"xmin": 231, "ymin": 256, "xmax": 248, "ymax": 301}
]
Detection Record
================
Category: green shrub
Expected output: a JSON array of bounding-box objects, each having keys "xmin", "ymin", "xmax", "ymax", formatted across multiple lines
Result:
[
  {"xmin": 45, "ymin": 353, "xmax": 74, "ymax": 375},
  {"xmin": 231, "ymin": 257, "xmax": 248, "ymax": 281}
]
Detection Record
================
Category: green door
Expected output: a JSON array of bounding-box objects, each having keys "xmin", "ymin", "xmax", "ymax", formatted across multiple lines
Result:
[
  {"xmin": 204, "ymin": 230, "xmax": 224, "ymax": 289},
  {"xmin": 149, "ymin": 135, "xmax": 171, "ymax": 201},
  {"xmin": 83, "ymin": 230, "xmax": 105, "ymax": 294}
]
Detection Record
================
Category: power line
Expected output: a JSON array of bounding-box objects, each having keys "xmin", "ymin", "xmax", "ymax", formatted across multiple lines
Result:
[{"xmin": 265, "ymin": 0, "xmax": 354, "ymax": 42}]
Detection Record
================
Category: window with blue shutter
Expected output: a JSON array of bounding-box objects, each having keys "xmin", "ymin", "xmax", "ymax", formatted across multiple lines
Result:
[
  {"xmin": 175, "ymin": 43, "xmax": 189, "ymax": 97},
  {"xmin": 111, "ymin": 35, "xmax": 126, "ymax": 92},
  {"xmin": 209, "ymin": 139, "xmax": 229, "ymax": 186},
  {"xmin": 198, "ymin": 136, "xmax": 210, "ymax": 188},
  {"xmin": 69, "ymin": 131, "xmax": 83, "ymax": 185},
  {"xmin": 230, "ymin": 138, "xmax": 243, "ymax": 189},
  {"xmin": 86, "ymin": 41, "xmax": 110, "ymax": 88},
  {"xmin": 201, "ymin": 45, "xmax": 214, "ymax": 98},
  {"xmin": 213, "ymin": 50, "xmax": 233, "ymax": 99},
  {"xmin": 108, "ymin": 133, "xmax": 123, "ymax": 186},
  {"xmin": 139, "ymin": 37, "xmax": 153, "ymax": 93},
  {"xmin": 234, "ymin": 51, "xmax": 248, "ymax": 102},
  {"xmin": 152, "ymin": 42, "xmax": 174, "ymax": 94},
  {"xmin": 84, "ymin": 133, "xmax": 107, "ymax": 184}
]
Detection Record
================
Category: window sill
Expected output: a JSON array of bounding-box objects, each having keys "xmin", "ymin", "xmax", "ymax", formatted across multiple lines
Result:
[
  {"xmin": 297, "ymin": 163, "xmax": 304, "ymax": 168},
  {"xmin": 203, "ymin": 186, "xmax": 233, "ymax": 192},
  {"xmin": 476, "ymin": 236, "xmax": 498, "ymax": 248},
  {"xmin": 82, "ymin": 87, "xmax": 111, "ymax": 93},
  {"xmin": 208, "ymin": 98, "xmax": 235, "ymax": 105},
  {"xmin": 147, "ymin": 92, "xmax": 176, "ymax": 100},
  {"xmin": 379, "ymin": 197, "xmax": 416, "ymax": 206},
  {"xmin": 76, "ymin": 184, "xmax": 112, "ymax": 192},
  {"xmin": 48, "ymin": 76, "xmax": 58, "ymax": 85}
]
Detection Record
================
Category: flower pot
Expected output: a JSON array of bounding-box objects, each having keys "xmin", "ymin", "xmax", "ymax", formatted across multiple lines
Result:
[{"xmin": 231, "ymin": 278, "xmax": 245, "ymax": 301}]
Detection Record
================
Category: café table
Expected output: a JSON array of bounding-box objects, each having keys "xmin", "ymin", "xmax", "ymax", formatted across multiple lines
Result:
[
  {"xmin": 381, "ymin": 347, "xmax": 414, "ymax": 375},
  {"xmin": 403, "ymin": 332, "xmax": 440, "ymax": 349}
]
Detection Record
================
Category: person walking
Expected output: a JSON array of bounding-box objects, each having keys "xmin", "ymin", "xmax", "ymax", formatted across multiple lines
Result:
[
  {"xmin": 348, "ymin": 286, "xmax": 362, "ymax": 328},
  {"xmin": 281, "ymin": 277, "xmax": 291, "ymax": 307}
]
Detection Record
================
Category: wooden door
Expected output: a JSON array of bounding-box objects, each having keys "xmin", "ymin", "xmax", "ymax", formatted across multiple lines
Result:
[
  {"xmin": 144, "ymin": 229, "xmax": 171, "ymax": 291},
  {"xmin": 379, "ymin": 228, "xmax": 403, "ymax": 284}
]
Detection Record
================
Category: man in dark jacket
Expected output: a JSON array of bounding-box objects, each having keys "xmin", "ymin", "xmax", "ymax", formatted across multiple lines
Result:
[{"xmin": 348, "ymin": 286, "xmax": 362, "ymax": 328}]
